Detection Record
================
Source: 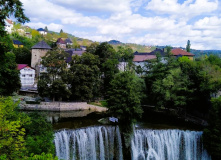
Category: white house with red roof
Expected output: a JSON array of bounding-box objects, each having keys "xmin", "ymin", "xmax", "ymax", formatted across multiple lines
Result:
[
  {"xmin": 4, "ymin": 19, "xmax": 13, "ymax": 33},
  {"xmin": 17, "ymin": 64, "xmax": 35, "ymax": 86}
]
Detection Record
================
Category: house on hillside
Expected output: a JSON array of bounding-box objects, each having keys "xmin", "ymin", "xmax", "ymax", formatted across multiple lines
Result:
[
  {"xmin": 4, "ymin": 19, "xmax": 13, "ymax": 33},
  {"xmin": 17, "ymin": 64, "xmax": 35, "ymax": 87},
  {"xmin": 65, "ymin": 48, "xmax": 85, "ymax": 64},
  {"xmin": 65, "ymin": 38, "xmax": 73, "ymax": 46},
  {"xmin": 13, "ymin": 40, "xmax": 23, "ymax": 48},
  {"xmin": 56, "ymin": 38, "xmax": 66, "ymax": 49},
  {"xmin": 171, "ymin": 48, "xmax": 195, "ymax": 60},
  {"xmin": 133, "ymin": 48, "xmax": 166, "ymax": 67},
  {"xmin": 80, "ymin": 46, "xmax": 87, "ymax": 51},
  {"xmin": 37, "ymin": 28, "xmax": 47, "ymax": 35}
]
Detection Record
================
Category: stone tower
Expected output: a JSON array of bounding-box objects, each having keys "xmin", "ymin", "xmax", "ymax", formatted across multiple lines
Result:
[{"xmin": 31, "ymin": 40, "xmax": 51, "ymax": 68}]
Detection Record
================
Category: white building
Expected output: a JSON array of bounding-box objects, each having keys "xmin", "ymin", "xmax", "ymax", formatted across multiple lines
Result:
[
  {"xmin": 17, "ymin": 64, "xmax": 35, "ymax": 86},
  {"xmin": 37, "ymin": 28, "xmax": 47, "ymax": 35},
  {"xmin": 4, "ymin": 19, "xmax": 13, "ymax": 33}
]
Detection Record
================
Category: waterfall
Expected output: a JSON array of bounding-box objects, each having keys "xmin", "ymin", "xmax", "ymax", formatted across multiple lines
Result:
[
  {"xmin": 54, "ymin": 126, "xmax": 123, "ymax": 160},
  {"xmin": 131, "ymin": 129, "xmax": 211, "ymax": 160},
  {"xmin": 55, "ymin": 127, "xmax": 211, "ymax": 160}
]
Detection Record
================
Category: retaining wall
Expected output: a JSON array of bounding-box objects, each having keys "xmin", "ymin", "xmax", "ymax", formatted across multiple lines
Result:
[{"xmin": 20, "ymin": 102, "xmax": 108, "ymax": 112}]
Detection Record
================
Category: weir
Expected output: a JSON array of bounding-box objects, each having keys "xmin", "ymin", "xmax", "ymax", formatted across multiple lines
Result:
[
  {"xmin": 54, "ymin": 126, "xmax": 123, "ymax": 160},
  {"xmin": 54, "ymin": 126, "xmax": 211, "ymax": 160},
  {"xmin": 131, "ymin": 129, "xmax": 211, "ymax": 160}
]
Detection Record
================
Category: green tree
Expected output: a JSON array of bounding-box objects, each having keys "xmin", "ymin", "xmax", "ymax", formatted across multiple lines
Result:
[
  {"xmin": 70, "ymin": 53, "xmax": 100, "ymax": 101},
  {"xmin": 12, "ymin": 22, "xmax": 21, "ymax": 32},
  {"xmin": 31, "ymin": 30, "xmax": 41, "ymax": 39},
  {"xmin": 0, "ymin": 0, "xmax": 29, "ymax": 36},
  {"xmin": 38, "ymin": 48, "xmax": 71, "ymax": 101},
  {"xmin": 24, "ymin": 112, "xmax": 54, "ymax": 156},
  {"xmin": 44, "ymin": 26, "xmax": 48, "ymax": 32},
  {"xmin": 93, "ymin": 42, "xmax": 119, "ymax": 97},
  {"xmin": 0, "ymin": 97, "xmax": 30, "ymax": 159},
  {"xmin": 117, "ymin": 46, "xmax": 134, "ymax": 71},
  {"xmin": 152, "ymin": 68, "xmax": 190, "ymax": 110},
  {"xmin": 0, "ymin": 52, "xmax": 21, "ymax": 96},
  {"xmin": 13, "ymin": 47, "xmax": 31, "ymax": 65},
  {"xmin": 186, "ymin": 40, "xmax": 191, "ymax": 52},
  {"xmin": 203, "ymin": 96, "xmax": 221, "ymax": 159},
  {"xmin": 0, "ymin": 0, "xmax": 29, "ymax": 96},
  {"xmin": 107, "ymin": 71, "xmax": 144, "ymax": 122},
  {"xmin": 86, "ymin": 42, "xmax": 99, "ymax": 54}
]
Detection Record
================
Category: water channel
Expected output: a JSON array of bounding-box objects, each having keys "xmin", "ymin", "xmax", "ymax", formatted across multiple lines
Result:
[{"xmin": 38, "ymin": 110, "xmax": 211, "ymax": 160}]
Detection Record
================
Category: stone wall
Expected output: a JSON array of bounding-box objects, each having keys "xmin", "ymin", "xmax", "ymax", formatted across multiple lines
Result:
[
  {"xmin": 31, "ymin": 49, "xmax": 50, "ymax": 68},
  {"xmin": 20, "ymin": 102, "xmax": 108, "ymax": 112}
]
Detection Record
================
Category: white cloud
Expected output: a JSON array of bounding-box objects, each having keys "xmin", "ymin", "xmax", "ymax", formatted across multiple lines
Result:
[
  {"xmin": 145, "ymin": 0, "xmax": 218, "ymax": 20},
  {"xmin": 20, "ymin": 0, "xmax": 221, "ymax": 50},
  {"xmin": 52, "ymin": 0, "xmax": 132, "ymax": 13},
  {"xmin": 27, "ymin": 22, "xmax": 63, "ymax": 32},
  {"xmin": 21, "ymin": 0, "xmax": 75, "ymax": 21},
  {"xmin": 194, "ymin": 16, "xmax": 221, "ymax": 29}
]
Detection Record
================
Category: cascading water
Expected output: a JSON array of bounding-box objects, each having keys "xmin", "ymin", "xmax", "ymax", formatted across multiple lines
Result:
[
  {"xmin": 131, "ymin": 129, "xmax": 211, "ymax": 160},
  {"xmin": 55, "ymin": 127, "xmax": 211, "ymax": 160},
  {"xmin": 54, "ymin": 126, "xmax": 123, "ymax": 160}
]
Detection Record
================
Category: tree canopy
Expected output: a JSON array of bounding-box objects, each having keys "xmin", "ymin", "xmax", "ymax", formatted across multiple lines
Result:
[
  {"xmin": 107, "ymin": 71, "xmax": 145, "ymax": 123},
  {"xmin": 70, "ymin": 53, "xmax": 100, "ymax": 101},
  {"xmin": 38, "ymin": 48, "xmax": 71, "ymax": 101}
]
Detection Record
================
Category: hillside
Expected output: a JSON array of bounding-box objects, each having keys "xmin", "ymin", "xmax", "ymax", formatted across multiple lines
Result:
[{"xmin": 9, "ymin": 22, "xmax": 221, "ymax": 55}]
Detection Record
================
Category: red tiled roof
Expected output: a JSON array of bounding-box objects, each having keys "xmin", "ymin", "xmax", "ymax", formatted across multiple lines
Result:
[
  {"xmin": 56, "ymin": 38, "xmax": 66, "ymax": 44},
  {"xmin": 133, "ymin": 55, "xmax": 157, "ymax": 62},
  {"xmin": 6, "ymin": 19, "xmax": 13, "ymax": 25},
  {"xmin": 17, "ymin": 64, "xmax": 28, "ymax": 70},
  {"xmin": 171, "ymin": 48, "xmax": 194, "ymax": 56}
]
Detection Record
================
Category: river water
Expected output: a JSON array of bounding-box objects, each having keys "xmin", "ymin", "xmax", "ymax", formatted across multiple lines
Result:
[{"xmin": 50, "ymin": 111, "xmax": 211, "ymax": 160}]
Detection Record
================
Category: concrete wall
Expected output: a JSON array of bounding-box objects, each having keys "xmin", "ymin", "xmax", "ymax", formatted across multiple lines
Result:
[{"xmin": 20, "ymin": 102, "xmax": 108, "ymax": 112}]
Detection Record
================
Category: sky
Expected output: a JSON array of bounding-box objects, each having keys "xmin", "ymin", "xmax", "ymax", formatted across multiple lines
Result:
[{"xmin": 20, "ymin": 0, "xmax": 221, "ymax": 50}]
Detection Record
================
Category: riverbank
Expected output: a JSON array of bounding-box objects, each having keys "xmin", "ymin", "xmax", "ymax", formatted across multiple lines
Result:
[{"xmin": 19, "ymin": 102, "xmax": 108, "ymax": 112}]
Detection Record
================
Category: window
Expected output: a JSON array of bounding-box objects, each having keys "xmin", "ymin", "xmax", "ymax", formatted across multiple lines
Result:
[
  {"xmin": 22, "ymin": 75, "xmax": 25, "ymax": 77},
  {"xmin": 29, "ymin": 74, "xmax": 32, "ymax": 77}
]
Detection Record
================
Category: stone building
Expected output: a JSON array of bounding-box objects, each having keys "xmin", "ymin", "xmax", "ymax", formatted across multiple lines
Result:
[{"xmin": 31, "ymin": 41, "xmax": 51, "ymax": 75}]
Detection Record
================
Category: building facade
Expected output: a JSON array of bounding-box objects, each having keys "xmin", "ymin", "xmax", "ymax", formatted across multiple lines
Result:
[{"xmin": 17, "ymin": 64, "xmax": 35, "ymax": 86}]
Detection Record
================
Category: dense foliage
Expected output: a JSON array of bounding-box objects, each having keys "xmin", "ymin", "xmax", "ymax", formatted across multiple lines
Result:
[
  {"xmin": 143, "ymin": 55, "xmax": 221, "ymax": 117},
  {"xmin": 0, "ymin": 0, "xmax": 29, "ymax": 96},
  {"xmin": 24, "ymin": 112, "xmax": 55, "ymax": 156},
  {"xmin": 70, "ymin": 53, "xmax": 100, "ymax": 101},
  {"xmin": 107, "ymin": 71, "xmax": 145, "ymax": 123},
  {"xmin": 38, "ymin": 48, "xmax": 71, "ymax": 101},
  {"xmin": 13, "ymin": 47, "xmax": 31, "ymax": 65},
  {"xmin": 203, "ymin": 97, "xmax": 221, "ymax": 159},
  {"xmin": 0, "ymin": 97, "xmax": 56, "ymax": 159}
]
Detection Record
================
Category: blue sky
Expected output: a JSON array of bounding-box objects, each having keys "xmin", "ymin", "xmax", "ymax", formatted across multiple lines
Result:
[{"xmin": 20, "ymin": 0, "xmax": 221, "ymax": 50}]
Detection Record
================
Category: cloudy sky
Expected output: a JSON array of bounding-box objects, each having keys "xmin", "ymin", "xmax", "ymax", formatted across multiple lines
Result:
[{"xmin": 20, "ymin": 0, "xmax": 221, "ymax": 50}]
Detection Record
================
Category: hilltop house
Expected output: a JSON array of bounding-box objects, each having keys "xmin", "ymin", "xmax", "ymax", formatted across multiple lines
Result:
[
  {"xmin": 56, "ymin": 38, "xmax": 66, "ymax": 49},
  {"xmin": 37, "ymin": 28, "xmax": 47, "ymax": 35},
  {"xmin": 65, "ymin": 38, "xmax": 73, "ymax": 46},
  {"xmin": 17, "ymin": 64, "xmax": 35, "ymax": 87},
  {"xmin": 4, "ymin": 19, "xmax": 13, "ymax": 33},
  {"xmin": 132, "ymin": 48, "xmax": 166, "ymax": 68},
  {"xmin": 171, "ymin": 48, "xmax": 195, "ymax": 60},
  {"xmin": 13, "ymin": 40, "xmax": 23, "ymax": 48}
]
